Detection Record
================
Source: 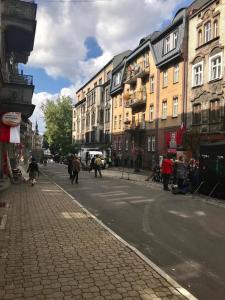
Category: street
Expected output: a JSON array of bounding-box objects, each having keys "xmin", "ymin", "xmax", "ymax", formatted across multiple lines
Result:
[{"xmin": 43, "ymin": 163, "xmax": 225, "ymax": 300}]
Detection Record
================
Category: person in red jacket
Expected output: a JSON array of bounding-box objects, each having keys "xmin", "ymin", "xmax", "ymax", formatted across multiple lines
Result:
[{"xmin": 161, "ymin": 155, "xmax": 173, "ymax": 191}]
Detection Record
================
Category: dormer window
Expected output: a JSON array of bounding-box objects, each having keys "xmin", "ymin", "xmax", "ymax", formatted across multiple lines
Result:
[
  {"xmin": 164, "ymin": 30, "xmax": 178, "ymax": 54},
  {"xmin": 173, "ymin": 31, "xmax": 178, "ymax": 48},
  {"xmin": 114, "ymin": 72, "xmax": 121, "ymax": 87},
  {"xmin": 204, "ymin": 21, "xmax": 211, "ymax": 43}
]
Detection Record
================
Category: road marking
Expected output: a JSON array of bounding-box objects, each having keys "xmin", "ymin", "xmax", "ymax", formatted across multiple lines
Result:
[
  {"xmin": 106, "ymin": 196, "xmax": 145, "ymax": 201},
  {"xmin": 168, "ymin": 210, "xmax": 191, "ymax": 218},
  {"xmin": 130, "ymin": 199, "xmax": 155, "ymax": 204}
]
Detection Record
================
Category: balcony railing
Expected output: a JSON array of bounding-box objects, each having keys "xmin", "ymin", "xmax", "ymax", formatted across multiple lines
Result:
[
  {"xmin": 3, "ymin": 72, "xmax": 33, "ymax": 85},
  {"xmin": 124, "ymin": 90, "xmax": 147, "ymax": 108},
  {"xmin": 3, "ymin": 0, "xmax": 37, "ymax": 21},
  {"xmin": 124, "ymin": 60, "xmax": 150, "ymax": 83},
  {"xmin": 125, "ymin": 121, "xmax": 147, "ymax": 131}
]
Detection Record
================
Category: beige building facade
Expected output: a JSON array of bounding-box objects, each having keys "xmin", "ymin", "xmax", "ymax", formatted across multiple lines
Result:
[{"xmin": 187, "ymin": 0, "xmax": 225, "ymax": 154}]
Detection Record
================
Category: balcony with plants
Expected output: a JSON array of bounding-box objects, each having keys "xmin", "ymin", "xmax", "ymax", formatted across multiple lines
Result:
[{"xmin": 124, "ymin": 60, "xmax": 150, "ymax": 84}]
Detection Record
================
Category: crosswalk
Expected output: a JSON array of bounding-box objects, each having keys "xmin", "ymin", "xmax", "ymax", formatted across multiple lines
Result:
[{"xmin": 91, "ymin": 190, "xmax": 155, "ymax": 206}]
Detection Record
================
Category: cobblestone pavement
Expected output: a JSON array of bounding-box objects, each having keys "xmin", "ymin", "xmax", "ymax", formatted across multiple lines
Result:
[{"xmin": 0, "ymin": 175, "xmax": 195, "ymax": 300}]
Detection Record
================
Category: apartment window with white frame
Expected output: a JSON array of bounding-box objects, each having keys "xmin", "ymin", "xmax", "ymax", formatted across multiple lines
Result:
[
  {"xmin": 173, "ymin": 31, "xmax": 178, "ymax": 48},
  {"xmin": 164, "ymin": 36, "xmax": 170, "ymax": 54},
  {"xmin": 163, "ymin": 70, "xmax": 168, "ymax": 87},
  {"xmin": 209, "ymin": 53, "xmax": 222, "ymax": 81},
  {"xmin": 173, "ymin": 64, "xmax": 179, "ymax": 83},
  {"xmin": 192, "ymin": 62, "xmax": 203, "ymax": 87},
  {"xmin": 143, "ymin": 53, "xmax": 149, "ymax": 68},
  {"xmin": 162, "ymin": 101, "xmax": 167, "ymax": 119},
  {"xmin": 147, "ymin": 137, "xmax": 151, "ymax": 152},
  {"xmin": 204, "ymin": 21, "xmax": 211, "ymax": 43},
  {"xmin": 149, "ymin": 105, "xmax": 154, "ymax": 122},
  {"xmin": 152, "ymin": 136, "xmax": 155, "ymax": 152},
  {"xmin": 150, "ymin": 76, "xmax": 154, "ymax": 93},
  {"xmin": 173, "ymin": 97, "xmax": 178, "ymax": 117}
]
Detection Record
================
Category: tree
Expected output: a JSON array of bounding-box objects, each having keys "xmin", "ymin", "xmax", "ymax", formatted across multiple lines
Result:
[{"xmin": 42, "ymin": 96, "xmax": 73, "ymax": 155}]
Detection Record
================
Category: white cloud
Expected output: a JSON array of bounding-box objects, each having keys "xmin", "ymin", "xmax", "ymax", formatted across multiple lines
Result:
[{"xmin": 29, "ymin": 0, "xmax": 189, "ymax": 132}]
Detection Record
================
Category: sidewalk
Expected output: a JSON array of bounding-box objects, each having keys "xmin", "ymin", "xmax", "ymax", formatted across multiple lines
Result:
[{"xmin": 0, "ymin": 175, "xmax": 196, "ymax": 300}]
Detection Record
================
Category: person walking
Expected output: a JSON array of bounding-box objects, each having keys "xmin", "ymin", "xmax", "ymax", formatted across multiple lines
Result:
[
  {"xmin": 161, "ymin": 155, "xmax": 173, "ymax": 191},
  {"xmin": 71, "ymin": 154, "xmax": 81, "ymax": 184},
  {"xmin": 27, "ymin": 157, "xmax": 39, "ymax": 186},
  {"xmin": 94, "ymin": 155, "xmax": 102, "ymax": 178},
  {"xmin": 188, "ymin": 159, "xmax": 199, "ymax": 193},
  {"xmin": 89, "ymin": 156, "xmax": 96, "ymax": 173},
  {"xmin": 175, "ymin": 156, "xmax": 188, "ymax": 192}
]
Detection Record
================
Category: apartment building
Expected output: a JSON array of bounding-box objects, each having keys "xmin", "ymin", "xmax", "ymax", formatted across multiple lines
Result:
[
  {"xmin": 0, "ymin": 0, "xmax": 37, "ymax": 178},
  {"xmin": 151, "ymin": 8, "xmax": 188, "ymax": 157},
  {"xmin": 187, "ymin": 0, "xmax": 225, "ymax": 153},
  {"xmin": 73, "ymin": 51, "xmax": 130, "ymax": 148}
]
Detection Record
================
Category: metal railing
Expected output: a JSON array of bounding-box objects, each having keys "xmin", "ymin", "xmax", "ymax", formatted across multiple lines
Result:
[
  {"xmin": 3, "ymin": 0, "xmax": 36, "ymax": 20},
  {"xmin": 3, "ymin": 71, "xmax": 33, "ymax": 85},
  {"xmin": 125, "ymin": 60, "xmax": 150, "ymax": 82},
  {"xmin": 124, "ymin": 90, "xmax": 147, "ymax": 108}
]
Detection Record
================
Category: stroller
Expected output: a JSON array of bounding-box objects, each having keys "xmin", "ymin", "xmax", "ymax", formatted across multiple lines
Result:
[{"xmin": 152, "ymin": 165, "xmax": 162, "ymax": 182}]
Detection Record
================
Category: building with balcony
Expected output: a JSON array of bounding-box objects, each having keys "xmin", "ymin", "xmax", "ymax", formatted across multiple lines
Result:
[
  {"xmin": 0, "ymin": 0, "xmax": 37, "ymax": 179},
  {"xmin": 73, "ymin": 51, "xmax": 130, "ymax": 150},
  {"xmin": 151, "ymin": 7, "xmax": 188, "ymax": 157},
  {"xmin": 187, "ymin": 0, "xmax": 225, "ymax": 154}
]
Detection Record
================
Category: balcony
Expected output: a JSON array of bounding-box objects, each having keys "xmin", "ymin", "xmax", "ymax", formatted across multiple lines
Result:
[
  {"xmin": 124, "ymin": 60, "xmax": 150, "ymax": 84},
  {"xmin": 3, "ymin": 0, "xmax": 37, "ymax": 63},
  {"xmin": 124, "ymin": 91, "xmax": 147, "ymax": 109},
  {"xmin": 125, "ymin": 121, "xmax": 147, "ymax": 131},
  {"xmin": 0, "ymin": 71, "xmax": 35, "ymax": 118}
]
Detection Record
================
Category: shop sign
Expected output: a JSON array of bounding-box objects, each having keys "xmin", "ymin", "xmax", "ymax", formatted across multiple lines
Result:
[{"xmin": 1, "ymin": 112, "xmax": 21, "ymax": 127}]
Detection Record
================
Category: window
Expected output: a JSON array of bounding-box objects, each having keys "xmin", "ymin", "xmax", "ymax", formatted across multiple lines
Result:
[
  {"xmin": 164, "ymin": 31, "xmax": 178, "ymax": 54},
  {"xmin": 143, "ymin": 53, "xmax": 149, "ymax": 68},
  {"xmin": 150, "ymin": 76, "xmax": 154, "ymax": 93},
  {"xmin": 162, "ymin": 101, "xmax": 167, "ymax": 119},
  {"xmin": 163, "ymin": 70, "xmax": 168, "ymax": 87},
  {"xmin": 149, "ymin": 105, "xmax": 154, "ymax": 122},
  {"xmin": 125, "ymin": 112, "xmax": 129, "ymax": 121},
  {"xmin": 193, "ymin": 104, "xmax": 201, "ymax": 124},
  {"xmin": 114, "ymin": 116, "xmax": 117, "ymax": 129},
  {"xmin": 198, "ymin": 30, "xmax": 202, "ymax": 47},
  {"xmin": 114, "ymin": 72, "xmax": 121, "ymax": 86},
  {"xmin": 107, "ymin": 71, "xmax": 111, "ymax": 81},
  {"xmin": 164, "ymin": 36, "xmax": 170, "ymax": 54},
  {"xmin": 91, "ymin": 112, "xmax": 95, "ymax": 125},
  {"xmin": 173, "ymin": 64, "xmax": 179, "ymax": 83},
  {"xmin": 152, "ymin": 136, "xmax": 156, "ymax": 152},
  {"xmin": 192, "ymin": 62, "xmax": 203, "ymax": 87},
  {"xmin": 147, "ymin": 137, "xmax": 151, "ymax": 152},
  {"xmin": 118, "ymin": 137, "xmax": 122, "ymax": 150},
  {"xmin": 204, "ymin": 21, "xmax": 211, "ymax": 43},
  {"xmin": 119, "ymin": 97, "xmax": 122, "ymax": 107},
  {"xmin": 125, "ymin": 139, "xmax": 129, "ymax": 151},
  {"xmin": 173, "ymin": 31, "xmax": 178, "ymax": 48},
  {"xmin": 214, "ymin": 20, "xmax": 218, "ymax": 38},
  {"xmin": 209, "ymin": 53, "xmax": 222, "ymax": 81},
  {"xmin": 173, "ymin": 97, "xmax": 178, "ymax": 117},
  {"xmin": 114, "ymin": 98, "xmax": 117, "ymax": 108},
  {"xmin": 119, "ymin": 115, "xmax": 122, "ymax": 129},
  {"xmin": 210, "ymin": 100, "xmax": 220, "ymax": 123}
]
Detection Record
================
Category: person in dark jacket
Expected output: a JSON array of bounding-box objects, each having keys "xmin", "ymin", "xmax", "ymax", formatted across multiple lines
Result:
[
  {"xmin": 27, "ymin": 157, "xmax": 39, "ymax": 186},
  {"xmin": 71, "ymin": 155, "xmax": 81, "ymax": 184},
  {"xmin": 89, "ymin": 156, "xmax": 96, "ymax": 173}
]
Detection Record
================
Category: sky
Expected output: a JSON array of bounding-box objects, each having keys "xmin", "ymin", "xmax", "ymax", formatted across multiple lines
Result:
[{"xmin": 27, "ymin": 0, "xmax": 193, "ymax": 133}]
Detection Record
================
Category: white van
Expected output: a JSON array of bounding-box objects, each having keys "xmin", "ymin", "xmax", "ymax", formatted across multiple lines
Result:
[{"xmin": 79, "ymin": 149, "xmax": 105, "ymax": 168}]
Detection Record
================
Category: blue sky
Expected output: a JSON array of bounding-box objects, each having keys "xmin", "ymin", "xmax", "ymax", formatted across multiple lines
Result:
[{"xmin": 29, "ymin": 0, "xmax": 193, "ymax": 133}]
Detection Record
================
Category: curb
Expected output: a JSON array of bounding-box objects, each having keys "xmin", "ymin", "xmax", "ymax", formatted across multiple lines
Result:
[{"xmin": 42, "ymin": 172, "xmax": 198, "ymax": 300}]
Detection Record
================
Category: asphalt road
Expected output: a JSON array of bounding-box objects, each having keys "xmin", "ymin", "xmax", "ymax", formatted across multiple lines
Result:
[{"xmin": 42, "ymin": 163, "xmax": 225, "ymax": 300}]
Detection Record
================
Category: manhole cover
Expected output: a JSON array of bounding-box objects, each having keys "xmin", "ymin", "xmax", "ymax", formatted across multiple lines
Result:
[{"xmin": 0, "ymin": 202, "xmax": 6, "ymax": 208}]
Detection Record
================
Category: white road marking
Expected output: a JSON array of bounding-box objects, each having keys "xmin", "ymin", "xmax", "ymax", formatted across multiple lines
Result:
[
  {"xmin": 130, "ymin": 199, "xmax": 155, "ymax": 204},
  {"xmin": 168, "ymin": 210, "xmax": 191, "ymax": 218},
  {"xmin": 106, "ymin": 196, "xmax": 145, "ymax": 201}
]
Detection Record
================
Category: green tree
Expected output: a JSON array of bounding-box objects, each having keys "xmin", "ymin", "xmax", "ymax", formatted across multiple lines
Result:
[{"xmin": 42, "ymin": 96, "xmax": 73, "ymax": 155}]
